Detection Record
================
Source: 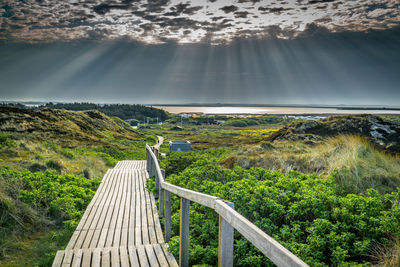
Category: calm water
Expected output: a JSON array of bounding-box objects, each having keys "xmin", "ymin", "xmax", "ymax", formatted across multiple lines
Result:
[{"xmin": 155, "ymin": 106, "xmax": 400, "ymax": 115}]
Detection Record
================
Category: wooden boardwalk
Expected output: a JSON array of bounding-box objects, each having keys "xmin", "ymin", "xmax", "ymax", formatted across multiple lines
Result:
[{"xmin": 52, "ymin": 160, "xmax": 178, "ymax": 267}]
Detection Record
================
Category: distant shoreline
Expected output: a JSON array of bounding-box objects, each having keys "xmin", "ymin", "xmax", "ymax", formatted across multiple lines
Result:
[{"xmin": 154, "ymin": 105, "xmax": 400, "ymax": 115}]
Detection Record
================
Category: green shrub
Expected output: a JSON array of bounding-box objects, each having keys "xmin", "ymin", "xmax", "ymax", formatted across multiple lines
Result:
[
  {"xmin": 164, "ymin": 153, "xmax": 400, "ymax": 266},
  {"xmin": 0, "ymin": 133, "xmax": 16, "ymax": 148},
  {"xmin": 0, "ymin": 167, "xmax": 100, "ymax": 259}
]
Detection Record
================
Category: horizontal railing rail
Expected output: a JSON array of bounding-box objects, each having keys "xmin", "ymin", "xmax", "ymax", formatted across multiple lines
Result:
[{"xmin": 146, "ymin": 144, "xmax": 309, "ymax": 267}]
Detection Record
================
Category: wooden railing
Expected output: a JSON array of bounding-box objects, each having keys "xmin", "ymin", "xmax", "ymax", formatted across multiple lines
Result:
[{"xmin": 146, "ymin": 144, "xmax": 309, "ymax": 267}]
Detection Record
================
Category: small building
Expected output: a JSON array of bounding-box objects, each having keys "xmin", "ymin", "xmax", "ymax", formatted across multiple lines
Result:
[{"xmin": 169, "ymin": 140, "xmax": 191, "ymax": 152}]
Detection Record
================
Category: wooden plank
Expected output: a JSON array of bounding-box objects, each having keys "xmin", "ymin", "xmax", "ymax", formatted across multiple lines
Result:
[
  {"xmin": 96, "ymin": 170, "xmax": 121, "ymax": 248},
  {"xmin": 109, "ymin": 170, "xmax": 126, "ymax": 247},
  {"xmin": 65, "ymin": 231, "xmax": 79, "ymax": 250},
  {"xmin": 120, "ymin": 246, "xmax": 130, "ymax": 267},
  {"xmin": 92, "ymin": 248, "xmax": 101, "ymax": 267},
  {"xmin": 180, "ymin": 197, "xmax": 190, "ymax": 267},
  {"xmin": 128, "ymin": 246, "xmax": 140, "ymax": 266},
  {"xmin": 154, "ymin": 244, "xmax": 169, "ymax": 267},
  {"xmin": 105, "ymin": 170, "xmax": 125, "ymax": 247},
  {"xmin": 110, "ymin": 247, "xmax": 119, "ymax": 267},
  {"xmin": 121, "ymin": 168, "xmax": 132, "ymax": 247},
  {"xmin": 82, "ymin": 229, "xmax": 94, "ymax": 249},
  {"xmin": 128, "ymin": 169, "xmax": 137, "ymax": 246},
  {"xmin": 61, "ymin": 249, "xmax": 74, "ymax": 266},
  {"xmin": 81, "ymin": 248, "xmax": 92, "ymax": 267},
  {"xmin": 71, "ymin": 249, "xmax": 83, "ymax": 267},
  {"xmin": 139, "ymin": 170, "xmax": 149, "ymax": 244},
  {"xmin": 135, "ymin": 171, "xmax": 142, "ymax": 245},
  {"xmin": 52, "ymin": 250, "xmax": 64, "ymax": 267},
  {"xmin": 76, "ymin": 170, "xmax": 111, "ymax": 231},
  {"xmin": 137, "ymin": 245, "xmax": 150, "ymax": 267},
  {"xmin": 88, "ymin": 169, "xmax": 116, "ymax": 234},
  {"xmin": 218, "ymin": 202, "xmax": 235, "ymax": 267},
  {"xmin": 145, "ymin": 244, "xmax": 160, "ymax": 267},
  {"xmin": 161, "ymin": 243, "xmax": 179, "ymax": 267},
  {"xmin": 150, "ymin": 192, "xmax": 164, "ymax": 243},
  {"xmin": 161, "ymin": 181, "xmax": 218, "ymax": 209},
  {"xmin": 101, "ymin": 248, "xmax": 110, "ymax": 267}
]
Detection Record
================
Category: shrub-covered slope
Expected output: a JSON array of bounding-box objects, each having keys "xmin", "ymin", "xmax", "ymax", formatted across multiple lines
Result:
[
  {"xmin": 0, "ymin": 106, "xmax": 141, "ymax": 145},
  {"xmin": 0, "ymin": 107, "xmax": 156, "ymax": 266},
  {"xmin": 157, "ymin": 151, "xmax": 400, "ymax": 267},
  {"xmin": 0, "ymin": 107, "xmax": 156, "ymax": 177}
]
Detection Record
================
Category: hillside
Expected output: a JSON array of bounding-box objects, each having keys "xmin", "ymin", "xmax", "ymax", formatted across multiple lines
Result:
[
  {"xmin": 0, "ymin": 107, "xmax": 156, "ymax": 266},
  {"xmin": 41, "ymin": 102, "xmax": 169, "ymax": 122},
  {"xmin": 268, "ymin": 115, "xmax": 400, "ymax": 153},
  {"xmin": 0, "ymin": 107, "xmax": 158, "ymax": 176}
]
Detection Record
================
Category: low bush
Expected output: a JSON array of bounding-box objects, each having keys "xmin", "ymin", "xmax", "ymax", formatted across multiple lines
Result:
[
  {"xmin": 163, "ymin": 153, "xmax": 400, "ymax": 266},
  {"xmin": 0, "ymin": 167, "xmax": 101, "ymax": 259}
]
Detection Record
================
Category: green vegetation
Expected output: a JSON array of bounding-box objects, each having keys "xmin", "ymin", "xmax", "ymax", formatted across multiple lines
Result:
[
  {"xmin": 1, "ymin": 107, "xmax": 400, "ymax": 266},
  {"xmin": 224, "ymin": 135, "xmax": 400, "ymax": 195},
  {"xmin": 0, "ymin": 107, "xmax": 156, "ymax": 266},
  {"xmin": 0, "ymin": 167, "xmax": 100, "ymax": 266},
  {"xmin": 155, "ymin": 150, "xmax": 400, "ymax": 266},
  {"xmin": 42, "ymin": 102, "xmax": 168, "ymax": 122},
  {"xmin": 222, "ymin": 116, "xmax": 287, "ymax": 127}
]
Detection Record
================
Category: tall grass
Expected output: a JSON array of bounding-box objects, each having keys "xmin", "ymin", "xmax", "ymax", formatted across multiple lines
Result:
[{"xmin": 228, "ymin": 135, "xmax": 400, "ymax": 194}]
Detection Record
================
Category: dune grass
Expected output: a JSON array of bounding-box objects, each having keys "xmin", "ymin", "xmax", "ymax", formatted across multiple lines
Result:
[{"xmin": 223, "ymin": 135, "xmax": 400, "ymax": 194}]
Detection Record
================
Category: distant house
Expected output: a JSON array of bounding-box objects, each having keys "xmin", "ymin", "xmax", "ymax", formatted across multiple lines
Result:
[{"xmin": 169, "ymin": 140, "xmax": 191, "ymax": 152}]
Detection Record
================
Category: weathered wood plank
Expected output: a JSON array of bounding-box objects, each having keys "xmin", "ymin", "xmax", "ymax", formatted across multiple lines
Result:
[
  {"xmin": 92, "ymin": 248, "xmax": 101, "ymax": 267},
  {"xmin": 145, "ymin": 244, "xmax": 160, "ymax": 267},
  {"xmin": 154, "ymin": 244, "xmax": 169, "ymax": 267},
  {"xmin": 180, "ymin": 197, "xmax": 190, "ymax": 267},
  {"xmin": 81, "ymin": 248, "xmax": 91, "ymax": 267},
  {"xmin": 120, "ymin": 246, "xmax": 129, "ymax": 267},
  {"xmin": 71, "ymin": 249, "xmax": 82, "ymax": 267},
  {"xmin": 128, "ymin": 246, "xmax": 140, "ymax": 266},
  {"xmin": 101, "ymin": 248, "xmax": 110, "ymax": 267},
  {"xmin": 110, "ymin": 247, "xmax": 119, "ymax": 267},
  {"xmin": 54, "ymin": 159, "xmax": 178, "ymax": 267},
  {"xmin": 137, "ymin": 245, "xmax": 150, "ymax": 267},
  {"xmin": 161, "ymin": 243, "xmax": 179, "ymax": 267},
  {"xmin": 52, "ymin": 250, "xmax": 64, "ymax": 267}
]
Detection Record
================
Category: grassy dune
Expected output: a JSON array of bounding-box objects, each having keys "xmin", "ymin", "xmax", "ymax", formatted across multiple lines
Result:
[{"xmin": 0, "ymin": 107, "xmax": 156, "ymax": 266}]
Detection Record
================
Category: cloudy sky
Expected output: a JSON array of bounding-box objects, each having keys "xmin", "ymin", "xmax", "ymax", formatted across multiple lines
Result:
[{"xmin": 1, "ymin": 0, "xmax": 399, "ymax": 105}]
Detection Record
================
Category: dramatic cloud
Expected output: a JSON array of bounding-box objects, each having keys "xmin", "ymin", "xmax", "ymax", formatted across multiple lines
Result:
[
  {"xmin": 0, "ymin": 0, "xmax": 399, "ymax": 43},
  {"xmin": 1, "ymin": 26, "xmax": 399, "ymax": 105}
]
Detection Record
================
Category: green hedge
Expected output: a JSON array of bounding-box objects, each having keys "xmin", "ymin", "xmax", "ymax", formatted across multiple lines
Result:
[{"xmin": 163, "ymin": 155, "xmax": 400, "ymax": 266}]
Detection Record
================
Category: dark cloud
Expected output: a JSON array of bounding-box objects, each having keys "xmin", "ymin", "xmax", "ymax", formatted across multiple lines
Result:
[
  {"xmin": 237, "ymin": 0, "xmax": 260, "ymax": 3},
  {"xmin": 258, "ymin": 6, "xmax": 293, "ymax": 14},
  {"xmin": 308, "ymin": 0, "xmax": 335, "ymax": 4},
  {"xmin": 220, "ymin": 5, "xmax": 238, "ymax": 14},
  {"xmin": 169, "ymin": 3, "xmax": 203, "ymax": 15},
  {"xmin": 234, "ymin": 11, "xmax": 249, "ymax": 18},
  {"xmin": 211, "ymin": 16, "xmax": 224, "ymax": 21},
  {"xmin": 92, "ymin": 2, "xmax": 136, "ymax": 15},
  {"xmin": 0, "ymin": 0, "xmax": 399, "ymax": 44}
]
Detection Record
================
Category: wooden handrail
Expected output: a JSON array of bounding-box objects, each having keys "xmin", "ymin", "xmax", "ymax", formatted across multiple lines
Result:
[{"xmin": 146, "ymin": 144, "xmax": 309, "ymax": 267}]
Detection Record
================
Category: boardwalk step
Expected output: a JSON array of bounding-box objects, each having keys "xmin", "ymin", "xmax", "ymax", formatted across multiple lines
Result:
[
  {"xmin": 53, "ymin": 160, "xmax": 177, "ymax": 266},
  {"xmin": 52, "ymin": 244, "xmax": 178, "ymax": 267}
]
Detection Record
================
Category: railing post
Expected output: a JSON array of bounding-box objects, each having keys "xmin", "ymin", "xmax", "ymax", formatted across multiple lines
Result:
[
  {"xmin": 164, "ymin": 189, "xmax": 171, "ymax": 242},
  {"xmin": 146, "ymin": 149, "xmax": 150, "ymax": 172},
  {"xmin": 159, "ymin": 169, "xmax": 165, "ymax": 218},
  {"xmin": 218, "ymin": 202, "xmax": 235, "ymax": 267},
  {"xmin": 155, "ymin": 167, "xmax": 159, "ymax": 199},
  {"xmin": 180, "ymin": 197, "xmax": 190, "ymax": 267}
]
